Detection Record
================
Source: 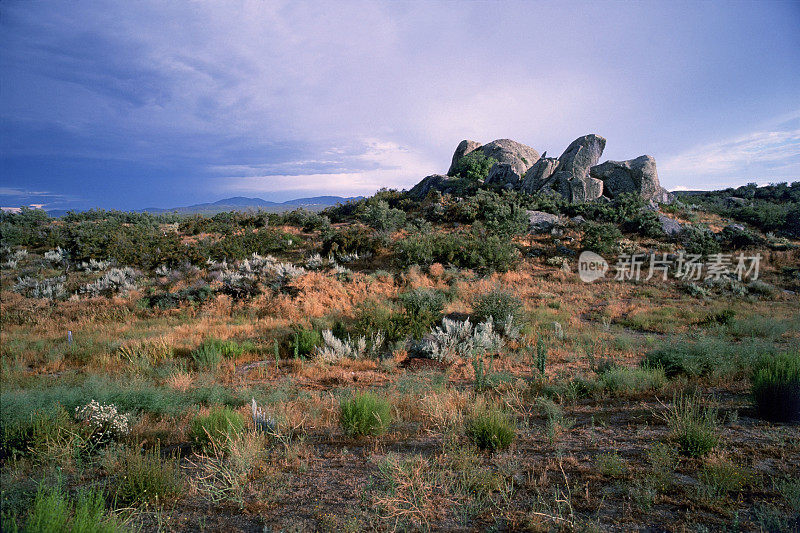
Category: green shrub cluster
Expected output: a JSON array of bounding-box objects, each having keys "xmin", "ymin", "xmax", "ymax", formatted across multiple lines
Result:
[
  {"xmin": 190, "ymin": 407, "xmax": 246, "ymax": 449},
  {"xmin": 114, "ymin": 444, "xmax": 184, "ymax": 504},
  {"xmin": 663, "ymin": 392, "xmax": 719, "ymax": 458},
  {"xmin": 580, "ymin": 222, "xmax": 623, "ymax": 255},
  {"xmin": 11, "ymin": 481, "xmax": 123, "ymax": 533},
  {"xmin": 339, "ymin": 391, "xmax": 392, "ymax": 437},
  {"xmin": 472, "ymin": 290, "xmax": 523, "ymax": 331},
  {"xmin": 191, "ymin": 338, "xmax": 253, "ymax": 369},
  {"xmin": 448, "ymin": 151, "xmax": 497, "ymax": 183},
  {"xmin": 395, "ymin": 230, "xmax": 519, "ymax": 272},
  {"xmin": 751, "ymin": 352, "xmax": 800, "ymax": 423},
  {"xmin": 465, "ymin": 406, "xmax": 515, "ymax": 451}
]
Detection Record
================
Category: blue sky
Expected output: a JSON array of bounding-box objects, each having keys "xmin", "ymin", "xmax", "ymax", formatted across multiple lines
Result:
[{"xmin": 1, "ymin": 1, "xmax": 799, "ymax": 211}]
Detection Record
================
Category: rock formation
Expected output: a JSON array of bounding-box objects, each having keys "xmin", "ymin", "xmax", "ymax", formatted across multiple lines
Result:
[
  {"xmin": 415, "ymin": 133, "xmax": 673, "ymax": 203},
  {"xmin": 589, "ymin": 155, "xmax": 670, "ymax": 202}
]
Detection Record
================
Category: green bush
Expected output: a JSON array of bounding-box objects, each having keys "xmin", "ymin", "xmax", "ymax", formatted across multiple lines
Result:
[
  {"xmin": 293, "ymin": 327, "xmax": 322, "ymax": 357},
  {"xmin": 18, "ymin": 481, "xmax": 123, "ymax": 533},
  {"xmin": 465, "ymin": 406, "xmax": 515, "ymax": 451},
  {"xmin": 360, "ymin": 200, "xmax": 406, "ymax": 232},
  {"xmin": 339, "ymin": 391, "xmax": 392, "ymax": 437},
  {"xmin": 472, "ymin": 290, "xmax": 523, "ymax": 331},
  {"xmin": 662, "ymin": 392, "xmax": 719, "ymax": 457},
  {"xmin": 580, "ymin": 222, "xmax": 623, "ymax": 255},
  {"xmin": 597, "ymin": 366, "xmax": 666, "ymax": 395},
  {"xmin": 399, "ymin": 288, "xmax": 447, "ymax": 318},
  {"xmin": 0, "ymin": 407, "xmax": 74, "ymax": 462},
  {"xmin": 680, "ymin": 226, "xmax": 720, "ymax": 257},
  {"xmin": 448, "ymin": 150, "xmax": 497, "ymax": 182},
  {"xmin": 395, "ymin": 230, "xmax": 519, "ymax": 272},
  {"xmin": 190, "ymin": 407, "xmax": 246, "ymax": 449},
  {"xmin": 751, "ymin": 352, "xmax": 800, "ymax": 423},
  {"xmin": 114, "ymin": 444, "xmax": 183, "ymax": 504},
  {"xmin": 642, "ymin": 337, "xmax": 773, "ymax": 379},
  {"xmin": 191, "ymin": 338, "xmax": 252, "ymax": 369}
]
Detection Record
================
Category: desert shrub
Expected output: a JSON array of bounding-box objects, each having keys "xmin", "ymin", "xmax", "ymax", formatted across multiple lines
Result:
[
  {"xmin": 351, "ymin": 300, "xmax": 433, "ymax": 343},
  {"xmin": 395, "ymin": 230, "xmax": 519, "ymax": 272},
  {"xmin": 73, "ymin": 401, "xmax": 131, "ymax": 447},
  {"xmin": 662, "ymin": 391, "xmax": 719, "ymax": 457},
  {"xmin": 679, "ymin": 226, "xmax": 720, "ymax": 256},
  {"xmin": 321, "ymin": 224, "xmax": 380, "ymax": 258},
  {"xmin": 468, "ymin": 190, "xmax": 529, "ymax": 236},
  {"xmin": 642, "ymin": 336, "xmax": 773, "ymax": 379},
  {"xmin": 696, "ymin": 459, "xmax": 750, "ymax": 502},
  {"xmin": 191, "ymin": 338, "xmax": 252, "ymax": 369},
  {"xmin": 339, "ymin": 391, "xmax": 392, "ymax": 437},
  {"xmin": 19, "ymin": 481, "xmax": 123, "ymax": 533},
  {"xmin": 580, "ymin": 222, "xmax": 623, "ymax": 255},
  {"xmin": 114, "ymin": 443, "xmax": 183, "ymax": 504},
  {"xmin": 472, "ymin": 290, "xmax": 523, "ymax": 332},
  {"xmin": 751, "ymin": 352, "xmax": 800, "ymax": 423},
  {"xmin": 597, "ymin": 366, "xmax": 666, "ymax": 395},
  {"xmin": 292, "ymin": 327, "xmax": 322, "ymax": 357},
  {"xmin": 316, "ymin": 330, "xmax": 385, "ymax": 362},
  {"xmin": 143, "ymin": 284, "xmax": 214, "ymax": 309},
  {"xmin": 0, "ymin": 408, "xmax": 75, "ymax": 462},
  {"xmin": 79, "ymin": 267, "xmax": 139, "ymax": 298},
  {"xmin": 190, "ymin": 407, "xmax": 246, "ymax": 450},
  {"xmin": 360, "ymin": 200, "xmax": 406, "ymax": 232},
  {"xmin": 417, "ymin": 318, "xmax": 503, "ymax": 363},
  {"xmin": 448, "ymin": 150, "xmax": 497, "ymax": 182},
  {"xmin": 721, "ymin": 224, "xmax": 761, "ymax": 248},
  {"xmin": 12, "ymin": 275, "xmax": 68, "ymax": 301},
  {"xmin": 465, "ymin": 406, "xmax": 515, "ymax": 451},
  {"xmin": 399, "ymin": 288, "xmax": 447, "ymax": 318}
]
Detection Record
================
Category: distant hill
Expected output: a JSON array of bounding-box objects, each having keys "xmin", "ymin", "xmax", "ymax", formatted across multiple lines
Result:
[{"xmin": 46, "ymin": 195, "xmax": 360, "ymax": 217}]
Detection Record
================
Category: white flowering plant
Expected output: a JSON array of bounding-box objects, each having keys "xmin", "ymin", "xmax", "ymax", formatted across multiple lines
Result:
[{"xmin": 74, "ymin": 400, "xmax": 131, "ymax": 446}]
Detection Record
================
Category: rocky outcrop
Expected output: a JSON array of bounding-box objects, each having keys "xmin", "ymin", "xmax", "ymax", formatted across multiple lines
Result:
[
  {"xmin": 447, "ymin": 140, "xmax": 482, "ymax": 175},
  {"xmin": 526, "ymin": 210, "xmax": 561, "ymax": 233},
  {"xmin": 407, "ymin": 174, "xmax": 457, "ymax": 200},
  {"xmin": 485, "ymin": 163, "xmax": 521, "ymax": 189},
  {"xmin": 412, "ymin": 133, "xmax": 672, "ymax": 204},
  {"xmin": 658, "ymin": 214, "xmax": 682, "ymax": 236},
  {"xmin": 589, "ymin": 155, "xmax": 671, "ymax": 202},
  {"xmin": 520, "ymin": 157, "xmax": 559, "ymax": 193},
  {"xmin": 546, "ymin": 134, "xmax": 606, "ymax": 202},
  {"xmin": 480, "ymin": 139, "xmax": 540, "ymax": 177}
]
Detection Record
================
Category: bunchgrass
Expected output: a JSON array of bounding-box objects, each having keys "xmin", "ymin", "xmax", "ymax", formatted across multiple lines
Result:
[
  {"xmin": 662, "ymin": 391, "xmax": 719, "ymax": 457},
  {"xmin": 190, "ymin": 407, "xmax": 246, "ymax": 450},
  {"xmin": 114, "ymin": 443, "xmax": 183, "ymax": 504},
  {"xmin": 751, "ymin": 352, "xmax": 800, "ymax": 423},
  {"xmin": 339, "ymin": 391, "xmax": 392, "ymax": 437},
  {"xmin": 597, "ymin": 366, "xmax": 666, "ymax": 395},
  {"xmin": 21, "ymin": 481, "xmax": 123, "ymax": 533},
  {"xmin": 465, "ymin": 406, "xmax": 515, "ymax": 452}
]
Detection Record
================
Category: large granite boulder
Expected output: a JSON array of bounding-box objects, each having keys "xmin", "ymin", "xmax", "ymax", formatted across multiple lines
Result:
[
  {"xmin": 658, "ymin": 214, "xmax": 682, "ymax": 236},
  {"xmin": 520, "ymin": 157, "xmax": 559, "ymax": 193},
  {"xmin": 447, "ymin": 140, "xmax": 482, "ymax": 176},
  {"xmin": 538, "ymin": 134, "xmax": 607, "ymax": 201},
  {"xmin": 479, "ymin": 139, "xmax": 540, "ymax": 177},
  {"xmin": 589, "ymin": 155, "xmax": 671, "ymax": 202},
  {"xmin": 407, "ymin": 174, "xmax": 457, "ymax": 200},
  {"xmin": 554, "ymin": 173, "xmax": 604, "ymax": 202},
  {"xmin": 526, "ymin": 210, "xmax": 561, "ymax": 233},
  {"xmin": 485, "ymin": 163, "xmax": 521, "ymax": 189}
]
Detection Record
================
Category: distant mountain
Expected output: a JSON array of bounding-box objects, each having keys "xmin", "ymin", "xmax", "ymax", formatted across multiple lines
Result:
[{"xmin": 45, "ymin": 195, "xmax": 361, "ymax": 217}]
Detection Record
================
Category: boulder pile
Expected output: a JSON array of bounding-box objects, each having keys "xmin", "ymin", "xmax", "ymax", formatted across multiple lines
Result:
[{"xmin": 412, "ymin": 134, "xmax": 672, "ymax": 203}]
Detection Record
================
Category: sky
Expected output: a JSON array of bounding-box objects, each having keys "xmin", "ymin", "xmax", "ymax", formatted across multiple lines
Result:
[{"xmin": 1, "ymin": 1, "xmax": 799, "ymax": 211}]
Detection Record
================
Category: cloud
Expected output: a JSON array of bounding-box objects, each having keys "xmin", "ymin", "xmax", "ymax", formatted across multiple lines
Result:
[
  {"xmin": 658, "ymin": 111, "xmax": 800, "ymax": 189},
  {"xmin": 217, "ymin": 139, "xmax": 438, "ymax": 195}
]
